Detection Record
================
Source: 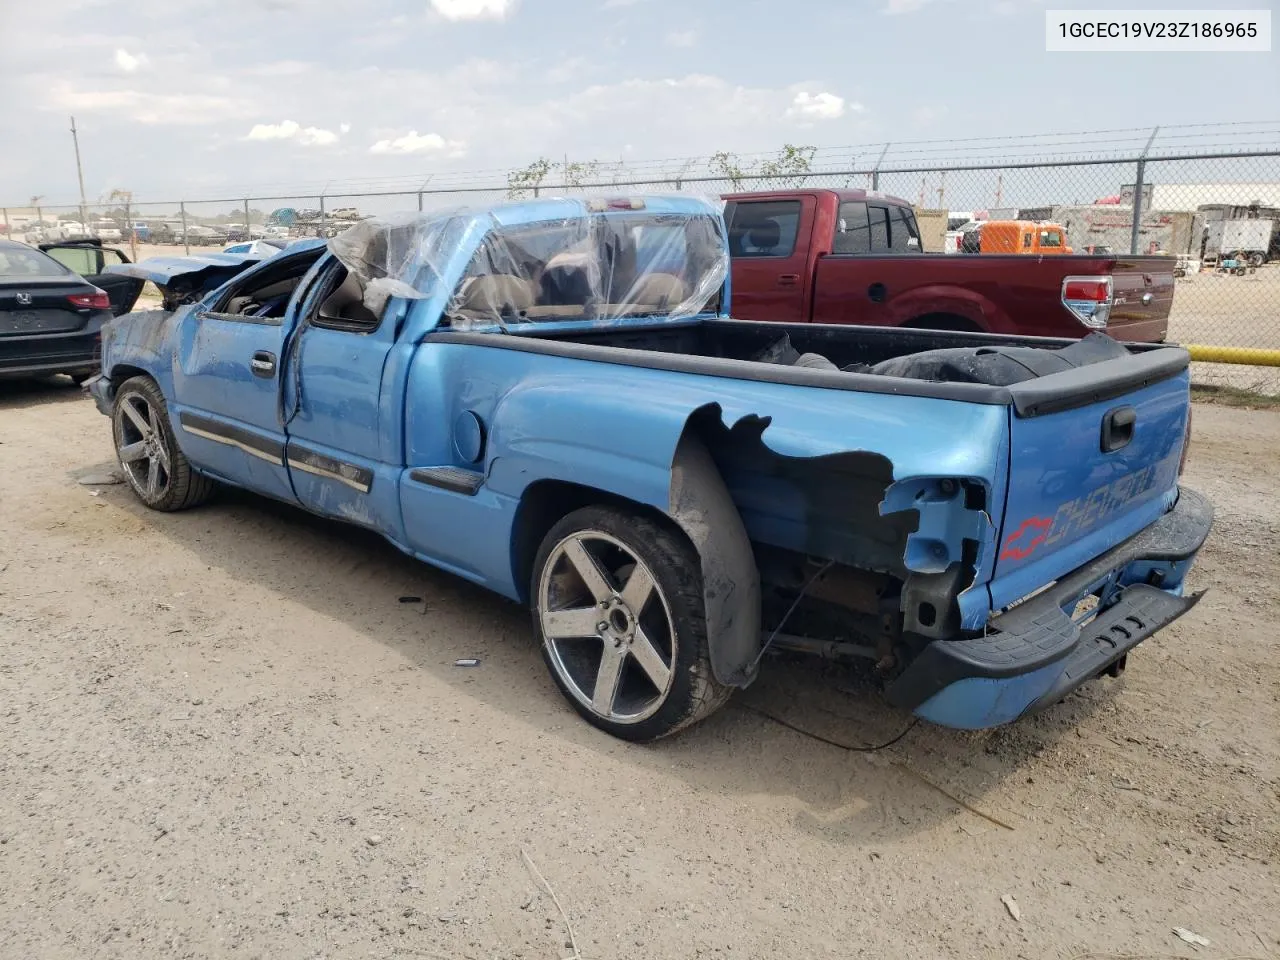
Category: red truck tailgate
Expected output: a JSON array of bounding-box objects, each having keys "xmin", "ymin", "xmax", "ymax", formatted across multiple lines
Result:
[{"xmin": 1104, "ymin": 256, "xmax": 1175, "ymax": 343}]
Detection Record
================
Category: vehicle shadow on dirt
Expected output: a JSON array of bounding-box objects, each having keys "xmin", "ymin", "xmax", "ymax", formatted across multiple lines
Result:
[
  {"xmin": 79, "ymin": 468, "xmax": 1115, "ymax": 846},
  {"xmin": 0, "ymin": 376, "xmax": 87, "ymax": 410}
]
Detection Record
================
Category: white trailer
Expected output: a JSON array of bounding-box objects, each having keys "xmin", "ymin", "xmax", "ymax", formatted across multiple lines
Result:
[{"xmin": 1202, "ymin": 218, "xmax": 1275, "ymax": 267}]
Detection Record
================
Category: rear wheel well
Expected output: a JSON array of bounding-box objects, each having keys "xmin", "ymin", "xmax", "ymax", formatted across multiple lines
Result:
[
  {"xmin": 511, "ymin": 481, "xmax": 685, "ymax": 605},
  {"xmin": 902, "ymin": 313, "xmax": 983, "ymax": 333},
  {"xmin": 108, "ymin": 364, "xmax": 151, "ymax": 386}
]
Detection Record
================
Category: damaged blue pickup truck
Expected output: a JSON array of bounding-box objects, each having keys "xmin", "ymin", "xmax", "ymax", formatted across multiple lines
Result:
[{"xmin": 88, "ymin": 196, "xmax": 1212, "ymax": 742}]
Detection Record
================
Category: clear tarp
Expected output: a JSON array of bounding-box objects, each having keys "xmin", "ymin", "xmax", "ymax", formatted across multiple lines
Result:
[{"xmin": 328, "ymin": 197, "xmax": 729, "ymax": 329}]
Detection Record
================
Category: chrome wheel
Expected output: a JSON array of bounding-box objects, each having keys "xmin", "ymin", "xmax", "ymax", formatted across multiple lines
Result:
[
  {"xmin": 538, "ymin": 530, "xmax": 676, "ymax": 724},
  {"xmin": 115, "ymin": 392, "xmax": 171, "ymax": 500}
]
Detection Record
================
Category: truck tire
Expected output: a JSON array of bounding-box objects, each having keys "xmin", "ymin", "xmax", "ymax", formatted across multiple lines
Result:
[
  {"xmin": 112, "ymin": 375, "xmax": 215, "ymax": 512},
  {"xmin": 531, "ymin": 505, "xmax": 731, "ymax": 742}
]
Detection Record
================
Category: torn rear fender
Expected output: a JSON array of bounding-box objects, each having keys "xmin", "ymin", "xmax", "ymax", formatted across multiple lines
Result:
[
  {"xmin": 484, "ymin": 370, "xmax": 1010, "ymax": 684},
  {"xmin": 668, "ymin": 432, "xmax": 761, "ymax": 686}
]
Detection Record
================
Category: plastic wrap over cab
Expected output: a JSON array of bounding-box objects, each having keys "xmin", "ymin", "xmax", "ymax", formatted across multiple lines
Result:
[{"xmin": 327, "ymin": 197, "xmax": 730, "ymax": 329}]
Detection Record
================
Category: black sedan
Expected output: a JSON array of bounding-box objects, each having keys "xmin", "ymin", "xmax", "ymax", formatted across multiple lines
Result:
[{"xmin": 0, "ymin": 239, "xmax": 120, "ymax": 382}]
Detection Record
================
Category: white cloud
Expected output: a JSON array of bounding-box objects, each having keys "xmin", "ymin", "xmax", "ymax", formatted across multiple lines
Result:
[
  {"xmin": 912, "ymin": 105, "xmax": 946, "ymax": 126},
  {"xmin": 786, "ymin": 91, "xmax": 848, "ymax": 121},
  {"xmin": 369, "ymin": 130, "xmax": 466, "ymax": 156},
  {"xmin": 246, "ymin": 119, "xmax": 340, "ymax": 146},
  {"xmin": 429, "ymin": 0, "xmax": 516, "ymax": 20},
  {"xmin": 883, "ymin": 0, "xmax": 932, "ymax": 12},
  {"xmin": 243, "ymin": 60, "xmax": 313, "ymax": 77},
  {"xmin": 301, "ymin": 127, "xmax": 338, "ymax": 145},
  {"xmin": 340, "ymin": 122, "xmax": 351, "ymax": 134},
  {"xmin": 664, "ymin": 29, "xmax": 698, "ymax": 48},
  {"xmin": 602, "ymin": 0, "xmax": 646, "ymax": 7},
  {"xmin": 48, "ymin": 83, "xmax": 253, "ymax": 125},
  {"xmin": 246, "ymin": 119, "xmax": 300, "ymax": 140},
  {"xmin": 114, "ymin": 48, "xmax": 148, "ymax": 72},
  {"xmin": 546, "ymin": 56, "xmax": 589, "ymax": 84}
]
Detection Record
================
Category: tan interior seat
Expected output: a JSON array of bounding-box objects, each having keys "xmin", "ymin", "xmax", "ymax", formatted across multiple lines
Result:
[
  {"xmin": 451, "ymin": 275, "xmax": 536, "ymax": 321},
  {"xmin": 319, "ymin": 271, "xmax": 379, "ymax": 326},
  {"xmin": 627, "ymin": 273, "xmax": 688, "ymax": 309}
]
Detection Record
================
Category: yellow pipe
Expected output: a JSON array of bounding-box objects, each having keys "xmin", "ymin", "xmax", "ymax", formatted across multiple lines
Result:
[{"xmin": 1185, "ymin": 344, "xmax": 1280, "ymax": 367}]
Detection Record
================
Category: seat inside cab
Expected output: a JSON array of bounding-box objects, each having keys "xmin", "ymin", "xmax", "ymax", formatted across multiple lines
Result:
[
  {"xmin": 445, "ymin": 234, "xmax": 693, "ymax": 327},
  {"xmin": 317, "ymin": 268, "xmax": 379, "ymax": 328}
]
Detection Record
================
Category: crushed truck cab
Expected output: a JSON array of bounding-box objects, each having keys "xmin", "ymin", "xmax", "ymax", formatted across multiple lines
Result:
[{"xmin": 89, "ymin": 196, "xmax": 1211, "ymax": 742}]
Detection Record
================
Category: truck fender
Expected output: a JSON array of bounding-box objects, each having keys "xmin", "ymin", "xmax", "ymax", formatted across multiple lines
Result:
[
  {"xmin": 886, "ymin": 285, "xmax": 1010, "ymax": 332},
  {"xmin": 102, "ymin": 308, "xmax": 180, "ymax": 392},
  {"xmin": 487, "ymin": 380, "xmax": 762, "ymax": 686},
  {"xmin": 668, "ymin": 431, "xmax": 762, "ymax": 688}
]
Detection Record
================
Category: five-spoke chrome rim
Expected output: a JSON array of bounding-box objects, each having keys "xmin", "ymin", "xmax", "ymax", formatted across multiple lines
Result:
[
  {"xmin": 539, "ymin": 531, "xmax": 676, "ymax": 724},
  {"xmin": 116, "ymin": 394, "xmax": 171, "ymax": 499}
]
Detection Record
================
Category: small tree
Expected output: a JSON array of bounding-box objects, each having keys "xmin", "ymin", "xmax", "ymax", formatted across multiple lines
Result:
[
  {"xmin": 758, "ymin": 144, "xmax": 816, "ymax": 189},
  {"xmin": 559, "ymin": 159, "xmax": 599, "ymax": 189},
  {"xmin": 507, "ymin": 158, "xmax": 553, "ymax": 199},
  {"xmin": 709, "ymin": 151, "xmax": 748, "ymax": 190},
  {"xmin": 710, "ymin": 145, "xmax": 815, "ymax": 190}
]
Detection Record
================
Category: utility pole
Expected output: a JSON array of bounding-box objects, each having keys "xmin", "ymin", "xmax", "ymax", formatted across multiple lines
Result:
[
  {"xmin": 70, "ymin": 116, "xmax": 88, "ymax": 231},
  {"xmin": 994, "ymin": 172, "xmax": 1004, "ymax": 209},
  {"xmin": 1129, "ymin": 125, "xmax": 1160, "ymax": 256},
  {"xmin": 109, "ymin": 189, "xmax": 135, "ymax": 260},
  {"xmin": 871, "ymin": 142, "xmax": 890, "ymax": 191},
  {"xmin": 937, "ymin": 171, "xmax": 946, "ymax": 210}
]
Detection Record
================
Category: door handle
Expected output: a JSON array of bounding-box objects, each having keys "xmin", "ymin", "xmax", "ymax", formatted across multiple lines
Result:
[
  {"xmin": 867, "ymin": 282, "xmax": 887, "ymax": 303},
  {"xmin": 250, "ymin": 351, "xmax": 277, "ymax": 379},
  {"xmin": 777, "ymin": 274, "xmax": 800, "ymax": 286},
  {"xmin": 1100, "ymin": 406, "xmax": 1136, "ymax": 452}
]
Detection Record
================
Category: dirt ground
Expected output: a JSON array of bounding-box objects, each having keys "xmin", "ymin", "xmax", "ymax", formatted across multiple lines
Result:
[{"xmin": 1, "ymin": 382, "xmax": 1277, "ymax": 960}]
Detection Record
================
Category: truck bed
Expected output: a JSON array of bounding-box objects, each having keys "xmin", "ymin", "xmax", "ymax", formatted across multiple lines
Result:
[
  {"xmin": 454, "ymin": 317, "xmax": 1182, "ymax": 409},
  {"xmin": 809, "ymin": 253, "xmax": 1175, "ymax": 342}
]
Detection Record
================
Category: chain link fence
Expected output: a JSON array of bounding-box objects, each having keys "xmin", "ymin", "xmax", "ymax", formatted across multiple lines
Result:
[{"xmin": 4, "ymin": 146, "xmax": 1278, "ymax": 394}]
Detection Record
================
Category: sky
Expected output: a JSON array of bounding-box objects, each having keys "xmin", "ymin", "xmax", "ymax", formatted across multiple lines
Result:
[{"xmin": 0, "ymin": 0, "xmax": 1277, "ymax": 208}]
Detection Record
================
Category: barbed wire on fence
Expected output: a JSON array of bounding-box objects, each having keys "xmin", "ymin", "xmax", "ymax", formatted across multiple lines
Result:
[{"xmin": 7, "ymin": 120, "xmax": 1280, "ymax": 206}]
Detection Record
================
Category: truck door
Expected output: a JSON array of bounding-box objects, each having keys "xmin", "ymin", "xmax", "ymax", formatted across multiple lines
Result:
[
  {"xmin": 170, "ymin": 249, "xmax": 325, "ymax": 502},
  {"xmin": 280, "ymin": 256, "xmax": 404, "ymax": 536},
  {"xmin": 725, "ymin": 196, "xmax": 817, "ymax": 323}
]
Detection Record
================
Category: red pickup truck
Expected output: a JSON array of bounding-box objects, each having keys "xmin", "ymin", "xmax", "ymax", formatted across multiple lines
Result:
[{"xmin": 724, "ymin": 189, "xmax": 1175, "ymax": 341}]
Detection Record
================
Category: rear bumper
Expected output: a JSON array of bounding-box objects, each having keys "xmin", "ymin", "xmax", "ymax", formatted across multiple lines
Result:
[
  {"xmin": 886, "ymin": 487, "xmax": 1212, "ymax": 729},
  {"xmin": 0, "ymin": 358, "xmax": 98, "ymax": 379},
  {"xmin": 86, "ymin": 373, "xmax": 115, "ymax": 415},
  {"xmin": 0, "ymin": 324, "xmax": 104, "ymax": 379}
]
